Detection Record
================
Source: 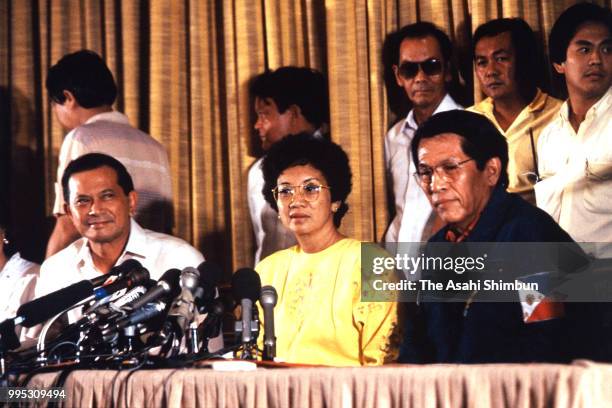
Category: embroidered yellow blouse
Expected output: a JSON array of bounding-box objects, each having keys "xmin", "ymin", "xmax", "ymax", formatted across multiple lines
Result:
[{"xmin": 255, "ymin": 238, "xmax": 398, "ymax": 366}]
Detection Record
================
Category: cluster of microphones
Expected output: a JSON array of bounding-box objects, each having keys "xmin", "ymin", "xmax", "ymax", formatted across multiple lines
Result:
[{"xmin": 0, "ymin": 259, "xmax": 278, "ymax": 376}]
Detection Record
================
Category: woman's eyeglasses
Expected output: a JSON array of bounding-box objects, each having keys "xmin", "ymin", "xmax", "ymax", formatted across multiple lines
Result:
[{"xmin": 272, "ymin": 183, "xmax": 330, "ymax": 203}]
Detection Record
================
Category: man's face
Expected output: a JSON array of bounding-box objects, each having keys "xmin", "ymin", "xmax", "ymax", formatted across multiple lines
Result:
[
  {"xmin": 393, "ymin": 35, "xmax": 450, "ymax": 111},
  {"xmin": 554, "ymin": 22, "xmax": 612, "ymax": 101},
  {"xmin": 474, "ymin": 31, "xmax": 521, "ymax": 101},
  {"xmin": 254, "ymin": 97, "xmax": 292, "ymax": 151},
  {"xmin": 416, "ymin": 133, "xmax": 499, "ymax": 231},
  {"xmin": 66, "ymin": 166, "xmax": 136, "ymax": 245}
]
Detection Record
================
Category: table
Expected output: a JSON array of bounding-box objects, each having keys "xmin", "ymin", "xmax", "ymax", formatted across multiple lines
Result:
[{"xmin": 25, "ymin": 360, "xmax": 612, "ymax": 407}]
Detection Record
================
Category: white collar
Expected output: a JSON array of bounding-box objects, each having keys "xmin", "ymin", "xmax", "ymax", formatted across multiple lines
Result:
[
  {"xmin": 75, "ymin": 218, "xmax": 148, "ymax": 271},
  {"xmin": 402, "ymin": 94, "xmax": 460, "ymax": 133},
  {"xmin": 83, "ymin": 111, "xmax": 130, "ymax": 126}
]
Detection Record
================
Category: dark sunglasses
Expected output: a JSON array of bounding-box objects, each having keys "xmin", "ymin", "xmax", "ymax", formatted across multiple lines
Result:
[{"xmin": 397, "ymin": 58, "xmax": 443, "ymax": 79}]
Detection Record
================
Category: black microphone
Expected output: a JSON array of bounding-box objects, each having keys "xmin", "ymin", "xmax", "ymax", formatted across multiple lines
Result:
[
  {"xmin": 260, "ymin": 285, "xmax": 277, "ymax": 361},
  {"xmin": 91, "ymin": 267, "xmax": 150, "ymax": 303},
  {"xmin": 195, "ymin": 262, "xmax": 224, "ymax": 312},
  {"xmin": 231, "ymin": 268, "xmax": 261, "ymax": 345},
  {"xmin": 102, "ymin": 300, "xmax": 168, "ymax": 343},
  {"xmin": 197, "ymin": 298, "xmax": 225, "ymax": 343},
  {"xmin": 90, "ymin": 259, "xmax": 143, "ymax": 287},
  {"xmin": 15, "ymin": 280, "xmax": 95, "ymax": 327},
  {"xmin": 128, "ymin": 268, "xmax": 181, "ymax": 310}
]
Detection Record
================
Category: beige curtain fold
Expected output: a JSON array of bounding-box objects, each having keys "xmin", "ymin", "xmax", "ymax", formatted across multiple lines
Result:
[{"xmin": 1, "ymin": 0, "xmax": 608, "ymax": 271}]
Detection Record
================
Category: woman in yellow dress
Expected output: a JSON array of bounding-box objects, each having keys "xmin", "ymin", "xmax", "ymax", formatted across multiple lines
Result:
[{"xmin": 256, "ymin": 133, "xmax": 398, "ymax": 366}]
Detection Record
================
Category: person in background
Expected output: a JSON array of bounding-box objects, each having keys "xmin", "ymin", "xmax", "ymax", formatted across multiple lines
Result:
[
  {"xmin": 0, "ymin": 222, "xmax": 39, "ymax": 340},
  {"xmin": 384, "ymin": 22, "xmax": 463, "ymax": 248},
  {"xmin": 45, "ymin": 50, "xmax": 173, "ymax": 258},
  {"xmin": 248, "ymin": 66, "xmax": 330, "ymax": 265},
  {"xmin": 536, "ymin": 3, "xmax": 612, "ymax": 259},
  {"xmin": 256, "ymin": 133, "xmax": 398, "ymax": 366},
  {"xmin": 468, "ymin": 18, "xmax": 562, "ymax": 204}
]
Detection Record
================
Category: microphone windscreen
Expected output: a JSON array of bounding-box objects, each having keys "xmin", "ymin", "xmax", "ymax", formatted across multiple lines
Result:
[
  {"xmin": 231, "ymin": 268, "xmax": 261, "ymax": 302},
  {"xmin": 115, "ymin": 259, "xmax": 143, "ymax": 274},
  {"xmin": 129, "ymin": 267, "xmax": 150, "ymax": 286},
  {"xmin": 160, "ymin": 268, "xmax": 182, "ymax": 299},
  {"xmin": 260, "ymin": 285, "xmax": 278, "ymax": 307},
  {"xmin": 17, "ymin": 280, "xmax": 95, "ymax": 327},
  {"xmin": 197, "ymin": 261, "xmax": 223, "ymax": 287}
]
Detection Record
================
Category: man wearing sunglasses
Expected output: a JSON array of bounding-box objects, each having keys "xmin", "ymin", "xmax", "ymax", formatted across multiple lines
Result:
[
  {"xmin": 468, "ymin": 18, "xmax": 562, "ymax": 205},
  {"xmin": 384, "ymin": 22, "xmax": 463, "ymax": 249}
]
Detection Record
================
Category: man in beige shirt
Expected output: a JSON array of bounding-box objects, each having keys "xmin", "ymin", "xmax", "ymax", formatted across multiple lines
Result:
[
  {"xmin": 45, "ymin": 50, "xmax": 173, "ymax": 257},
  {"xmin": 468, "ymin": 18, "xmax": 562, "ymax": 204}
]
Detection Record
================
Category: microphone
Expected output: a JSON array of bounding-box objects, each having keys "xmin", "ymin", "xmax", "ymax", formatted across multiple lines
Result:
[
  {"xmin": 127, "ymin": 268, "xmax": 181, "ymax": 310},
  {"xmin": 87, "ymin": 267, "xmax": 150, "ymax": 311},
  {"xmin": 102, "ymin": 300, "xmax": 168, "ymax": 343},
  {"xmin": 231, "ymin": 268, "xmax": 261, "ymax": 345},
  {"xmin": 164, "ymin": 267, "xmax": 201, "ymax": 341},
  {"xmin": 195, "ymin": 262, "xmax": 224, "ymax": 312},
  {"xmin": 260, "ymin": 285, "xmax": 277, "ymax": 361},
  {"xmin": 92, "ymin": 267, "xmax": 150, "ymax": 300},
  {"xmin": 15, "ymin": 280, "xmax": 95, "ymax": 327},
  {"xmin": 197, "ymin": 298, "xmax": 225, "ymax": 347},
  {"xmin": 90, "ymin": 259, "xmax": 143, "ymax": 287},
  {"xmin": 111, "ymin": 280, "xmax": 156, "ymax": 309}
]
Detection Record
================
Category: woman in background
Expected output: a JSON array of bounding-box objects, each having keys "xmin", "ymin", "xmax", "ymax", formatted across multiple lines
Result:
[{"xmin": 256, "ymin": 133, "xmax": 398, "ymax": 366}]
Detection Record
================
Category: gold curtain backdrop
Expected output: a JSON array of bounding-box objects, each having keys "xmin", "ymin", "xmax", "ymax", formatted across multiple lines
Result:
[{"xmin": 0, "ymin": 0, "xmax": 608, "ymax": 272}]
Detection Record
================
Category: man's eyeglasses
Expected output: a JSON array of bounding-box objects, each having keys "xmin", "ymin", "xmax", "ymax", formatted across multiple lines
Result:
[
  {"xmin": 414, "ymin": 158, "xmax": 475, "ymax": 185},
  {"xmin": 272, "ymin": 183, "xmax": 330, "ymax": 203},
  {"xmin": 397, "ymin": 58, "xmax": 443, "ymax": 79}
]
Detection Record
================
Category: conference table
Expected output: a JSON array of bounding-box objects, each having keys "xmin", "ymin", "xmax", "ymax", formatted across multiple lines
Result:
[{"xmin": 23, "ymin": 360, "xmax": 612, "ymax": 407}]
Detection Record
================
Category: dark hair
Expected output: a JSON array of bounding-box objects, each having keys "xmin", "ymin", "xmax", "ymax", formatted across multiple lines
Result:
[
  {"xmin": 391, "ymin": 22, "xmax": 453, "ymax": 65},
  {"xmin": 261, "ymin": 133, "xmax": 352, "ymax": 227},
  {"xmin": 549, "ymin": 3, "xmax": 612, "ymax": 65},
  {"xmin": 46, "ymin": 50, "xmax": 117, "ymax": 108},
  {"xmin": 62, "ymin": 153, "xmax": 134, "ymax": 203},
  {"xmin": 411, "ymin": 110, "xmax": 509, "ymax": 187},
  {"xmin": 473, "ymin": 18, "xmax": 542, "ymax": 102},
  {"xmin": 250, "ymin": 66, "xmax": 330, "ymax": 129},
  {"xmin": 382, "ymin": 22, "xmax": 467, "ymax": 116}
]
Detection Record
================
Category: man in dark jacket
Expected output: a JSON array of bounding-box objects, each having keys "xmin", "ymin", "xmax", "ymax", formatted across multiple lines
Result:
[{"xmin": 398, "ymin": 110, "xmax": 605, "ymax": 363}]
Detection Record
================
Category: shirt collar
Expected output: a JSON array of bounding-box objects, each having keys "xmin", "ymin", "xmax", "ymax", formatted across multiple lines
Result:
[
  {"xmin": 558, "ymin": 87, "xmax": 612, "ymax": 124},
  {"xmin": 74, "ymin": 218, "xmax": 148, "ymax": 271},
  {"xmin": 476, "ymin": 88, "xmax": 547, "ymax": 115},
  {"xmin": 526, "ymin": 88, "xmax": 548, "ymax": 113},
  {"xmin": 403, "ymin": 94, "xmax": 459, "ymax": 132},
  {"xmin": 438, "ymin": 184, "xmax": 510, "ymax": 243},
  {"xmin": 445, "ymin": 216, "xmax": 480, "ymax": 242},
  {"xmin": 83, "ymin": 111, "xmax": 130, "ymax": 126}
]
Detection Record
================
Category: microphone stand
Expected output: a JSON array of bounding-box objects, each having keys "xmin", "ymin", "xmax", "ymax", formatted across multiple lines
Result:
[
  {"xmin": 37, "ymin": 296, "xmax": 94, "ymax": 365},
  {"xmin": 234, "ymin": 307, "xmax": 259, "ymax": 360}
]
